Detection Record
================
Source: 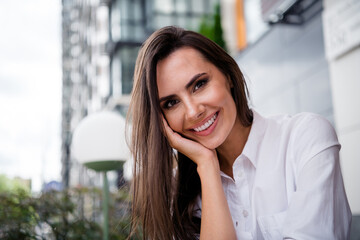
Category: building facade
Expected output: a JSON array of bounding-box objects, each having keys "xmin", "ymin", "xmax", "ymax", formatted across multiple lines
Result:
[
  {"xmin": 62, "ymin": 0, "xmax": 111, "ymax": 188},
  {"xmin": 61, "ymin": 0, "xmax": 219, "ymax": 189}
]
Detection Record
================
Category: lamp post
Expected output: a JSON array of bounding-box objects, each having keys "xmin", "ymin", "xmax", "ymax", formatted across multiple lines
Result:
[{"xmin": 72, "ymin": 111, "xmax": 129, "ymax": 240}]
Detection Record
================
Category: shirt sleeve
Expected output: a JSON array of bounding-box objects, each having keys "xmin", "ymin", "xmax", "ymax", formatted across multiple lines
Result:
[{"xmin": 282, "ymin": 114, "xmax": 352, "ymax": 240}]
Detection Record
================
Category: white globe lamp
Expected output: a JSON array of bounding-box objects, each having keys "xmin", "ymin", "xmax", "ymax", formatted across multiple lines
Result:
[{"xmin": 72, "ymin": 110, "xmax": 129, "ymax": 240}]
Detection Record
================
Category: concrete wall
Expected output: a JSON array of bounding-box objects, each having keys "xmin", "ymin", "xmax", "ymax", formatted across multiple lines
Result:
[
  {"xmin": 236, "ymin": 14, "xmax": 334, "ymax": 122},
  {"xmin": 236, "ymin": 0, "xmax": 360, "ymax": 218},
  {"xmin": 236, "ymin": 1, "xmax": 359, "ymax": 236},
  {"xmin": 323, "ymin": 0, "xmax": 360, "ymax": 215}
]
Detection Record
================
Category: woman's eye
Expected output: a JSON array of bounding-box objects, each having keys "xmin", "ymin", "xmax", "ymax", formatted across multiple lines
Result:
[
  {"xmin": 194, "ymin": 79, "xmax": 208, "ymax": 91},
  {"xmin": 164, "ymin": 99, "xmax": 178, "ymax": 109}
]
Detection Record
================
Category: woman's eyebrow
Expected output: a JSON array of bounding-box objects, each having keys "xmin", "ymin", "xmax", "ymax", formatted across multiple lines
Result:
[
  {"xmin": 159, "ymin": 72, "xmax": 207, "ymax": 103},
  {"xmin": 159, "ymin": 94, "xmax": 176, "ymax": 103},
  {"xmin": 185, "ymin": 72, "xmax": 206, "ymax": 90}
]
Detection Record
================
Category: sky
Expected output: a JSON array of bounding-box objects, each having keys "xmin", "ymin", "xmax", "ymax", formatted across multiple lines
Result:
[{"xmin": 0, "ymin": 1, "xmax": 62, "ymax": 192}]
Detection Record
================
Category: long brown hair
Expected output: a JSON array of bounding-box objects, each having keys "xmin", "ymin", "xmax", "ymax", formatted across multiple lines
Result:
[{"xmin": 127, "ymin": 26, "xmax": 252, "ymax": 240}]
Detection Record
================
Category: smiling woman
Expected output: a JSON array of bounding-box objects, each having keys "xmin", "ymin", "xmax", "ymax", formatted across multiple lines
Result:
[
  {"xmin": 127, "ymin": 26, "xmax": 351, "ymax": 240},
  {"xmin": 157, "ymin": 47, "xmax": 240, "ymax": 150}
]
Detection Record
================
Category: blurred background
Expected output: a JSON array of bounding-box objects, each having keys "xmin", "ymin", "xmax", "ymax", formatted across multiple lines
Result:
[{"xmin": 0, "ymin": 0, "xmax": 359, "ymax": 239}]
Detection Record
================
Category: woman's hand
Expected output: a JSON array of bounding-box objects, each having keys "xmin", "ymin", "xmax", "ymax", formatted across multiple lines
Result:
[
  {"xmin": 162, "ymin": 116, "xmax": 236, "ymax": 240},
  {"xmin": 162, "ymin": 116, "xmax": 218, "ymax": 168}
]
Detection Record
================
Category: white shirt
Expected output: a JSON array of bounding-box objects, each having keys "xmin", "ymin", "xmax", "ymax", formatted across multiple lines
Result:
[{"xmin": 195, "ymin": 110, "xmax": 352, "ymax": 240}]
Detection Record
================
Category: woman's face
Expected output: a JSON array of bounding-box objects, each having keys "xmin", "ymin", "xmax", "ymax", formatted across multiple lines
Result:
[{"xmin": 156, "ymin": 47, "xmax": 238, "ymax": 149}]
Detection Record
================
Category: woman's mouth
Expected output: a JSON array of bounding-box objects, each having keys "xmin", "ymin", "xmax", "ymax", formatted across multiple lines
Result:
[{"xmin": 193, "ymin": 112, "xmax": 218, "ymax": 132}]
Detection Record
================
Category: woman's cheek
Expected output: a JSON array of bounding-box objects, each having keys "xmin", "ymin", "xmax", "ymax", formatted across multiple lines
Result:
[
  {"xmin": 166, "ymin": 114, "xmax": 182, "ymax": 133},
  {"xmin": 209, "ymin": 88, "xmax": 228, "ymax": 104}
]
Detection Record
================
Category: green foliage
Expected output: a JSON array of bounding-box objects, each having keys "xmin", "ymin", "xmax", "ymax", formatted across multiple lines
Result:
[
  {"xmin": 0, "ymin": 185, "xmax": 138, "ymax": 240},
  {"xmin": 213, "ymin": 4, "xmax": 226, "ymax": 50},
  {"xmin": 198, "ymin": 3, "xmax": 227, "ymax": 51},
  {"xmin": 0, "ymin": 189, "xmax": 38, "ymax": 239},
  {"xmin": 0, "ymin": 174, "xmax": 31, "ymax": 194},
  {"xmin": 35, "ymin": 189, "xmax": 103, "ymax": 240}
]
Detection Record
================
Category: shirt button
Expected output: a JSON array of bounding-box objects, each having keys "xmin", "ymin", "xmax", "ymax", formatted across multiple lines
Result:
[
  {"xmin": 242, "ymin": 210, "xmax": 249, "ymax": 218},
  {"xmin": 236, "ymin": 221, "xmax": 238, "ymax": 227}
]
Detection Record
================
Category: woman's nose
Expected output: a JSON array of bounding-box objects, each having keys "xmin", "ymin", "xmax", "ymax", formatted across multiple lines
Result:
[{"xmin": 184, "ymin": 99, "xmax": 204, "ymax": 120}]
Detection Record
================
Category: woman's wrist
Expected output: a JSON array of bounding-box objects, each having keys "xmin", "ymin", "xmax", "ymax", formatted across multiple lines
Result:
[{"xmin": 196, "ymin": 154, "xmax": 220, "ymax": 179}]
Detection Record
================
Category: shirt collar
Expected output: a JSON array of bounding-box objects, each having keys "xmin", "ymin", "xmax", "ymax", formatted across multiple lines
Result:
[{"xmin": 240, "ymin": 109, "xmax": 268, "ymax": 168}]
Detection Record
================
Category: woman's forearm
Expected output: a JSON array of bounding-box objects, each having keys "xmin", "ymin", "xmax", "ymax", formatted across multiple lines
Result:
[{"xmin": 197, "ymin": 159, "xmax": 236, "ymax": 240}]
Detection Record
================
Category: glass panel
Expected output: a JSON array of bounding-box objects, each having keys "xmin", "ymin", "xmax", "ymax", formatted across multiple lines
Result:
[
  {"xmin": 121, "ymin": 23, "xmax": 130, "ymax": 40},
  {"xmin": 133, "ymin": 0, "xmax": 142, "ymax": 20},
  {"xmin": 154, "ymin": 15, "xmax": 174, "ymax": 29},
  {"xmin": 177, "ymin": 17, "xmax": 187, "ymax": 29},
  {"xmin": 187, "ymin": 17, "xmax": 201, "ymax": 31},
  {"xmin": 119, "ymin": 47, "xmax": 140, "ymax": 95},
  {"xmin": 134, "ymin": 25, "xmax": 145, "ymax": 40},
  {"xmin": 120, "ymin": 0, "xmax": 129, "ymax": 20},
  {"xmin": 111, "ymin": 55, "xmax": 122, "ymax": 97},
  {"xmin": 154, "ymin": 0, "xmax": 173, "ymax": 13},
  {"xmin": 209, "ymin": 0, "xmax": 218, "ymax": 12},
  {"xmin": 145, "ymin": 0, "xmax": 153, "ymax": 19},
  {"xmin": 192, "ymin": 0, "xmax": 204, "ymax": 14},
  {"xmin": 146, "ymin": 16, "xmax": 155, "ymax": 30},
  {"xmin": 175, "ymin": 0, "xmax": 187, "ymax": 13},
  {"xmin": 109, "ymin": 0, "xmax": 146, "ymax": 41},
  {"xmin": 111, "ymin": 4, "xmax": 121, "ymax": 41}
]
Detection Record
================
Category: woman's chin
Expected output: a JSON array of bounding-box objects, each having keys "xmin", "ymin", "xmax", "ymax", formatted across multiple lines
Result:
[
  {"xmin": 198, "ymin": 139, "xmax": 222, "ymax": 150},
  {"xmin": 182, "ymin": 132, "xmax": 223, "ymax": 150}
]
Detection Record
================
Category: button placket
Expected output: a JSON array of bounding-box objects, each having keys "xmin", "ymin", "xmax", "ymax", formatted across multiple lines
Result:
[
  {"xmin": 234, "ymin": 157, "xmax": 253, "ymax": 232},
  {"xmin": 243, "ymin": 209, "xmax": 249, "ymax": 218}
]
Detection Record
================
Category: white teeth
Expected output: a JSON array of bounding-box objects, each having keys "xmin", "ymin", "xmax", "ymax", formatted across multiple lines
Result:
[{"xmin": 194, "ymin": 113, "xmax": 218, "ymax": 132}]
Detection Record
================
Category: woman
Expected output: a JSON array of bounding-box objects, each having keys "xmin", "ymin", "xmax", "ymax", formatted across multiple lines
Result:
[{"xmin": 127, "ymin": 26, "xmax": 351, "ymax": 240}]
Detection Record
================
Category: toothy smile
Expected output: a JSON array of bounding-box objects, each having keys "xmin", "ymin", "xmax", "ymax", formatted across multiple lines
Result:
[{"xmin": 193, "ymin": 112, "xmax": 218, "ymax": 132}]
